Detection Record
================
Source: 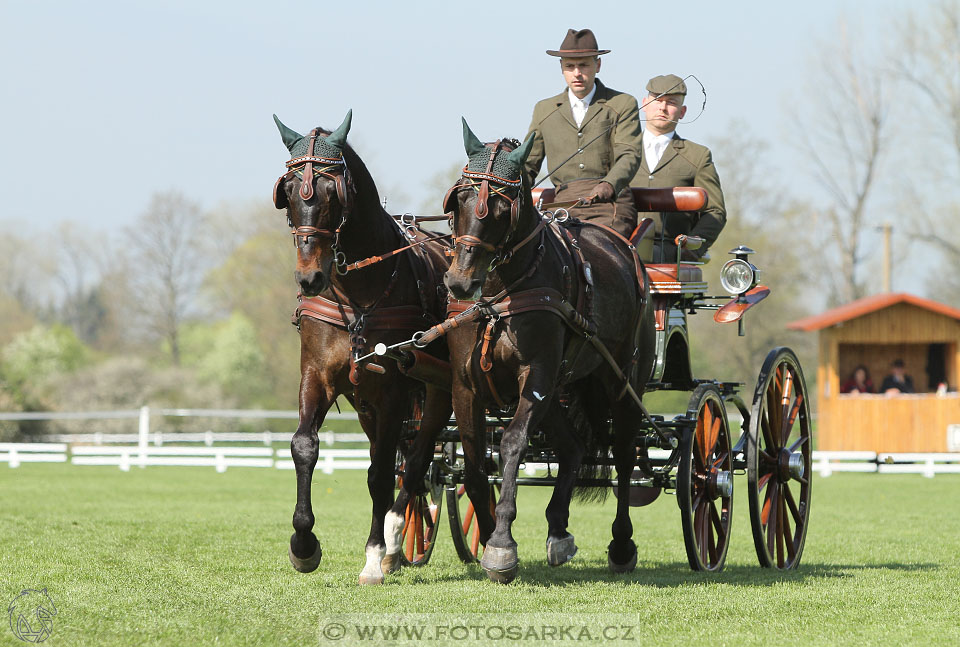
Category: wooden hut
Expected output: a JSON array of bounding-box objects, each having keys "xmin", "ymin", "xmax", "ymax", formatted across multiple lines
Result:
[{"xmin": 788, "ymin": 293, "xmax": 960, "ymax": 452}]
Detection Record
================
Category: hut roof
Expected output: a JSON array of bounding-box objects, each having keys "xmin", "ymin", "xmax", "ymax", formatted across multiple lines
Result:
[{"xmin": 787, "ymin": 292, "xmax": 960, "ymax": 332}]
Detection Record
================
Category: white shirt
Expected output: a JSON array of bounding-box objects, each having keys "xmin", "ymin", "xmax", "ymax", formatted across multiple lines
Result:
[
  {"xmin": 643, "ymin": 129, "xmax": 675, "ymax": 171},
  {"xmin": 568, "ymin": 84, "xmax": 597, "ymax": 128}
]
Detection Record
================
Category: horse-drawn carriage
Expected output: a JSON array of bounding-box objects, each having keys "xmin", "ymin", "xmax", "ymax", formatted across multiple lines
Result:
[{"xmin": 273, "ymin": 112, "xmax": 812, "ymax": 585}]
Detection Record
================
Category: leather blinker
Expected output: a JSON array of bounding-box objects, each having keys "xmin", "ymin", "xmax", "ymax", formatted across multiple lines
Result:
[{"xmin": 273, "ymin": 174, "xmax": 289, "ymax": 209}]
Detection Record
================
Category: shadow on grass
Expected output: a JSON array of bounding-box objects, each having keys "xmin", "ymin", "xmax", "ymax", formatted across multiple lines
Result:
[
  {"xmin": 379, "ymin": 558, "xmax": 941, "ymax": 588},
  {"xmin": 504, "ymin": 560, "xmax": 942, "ymax": 588}
]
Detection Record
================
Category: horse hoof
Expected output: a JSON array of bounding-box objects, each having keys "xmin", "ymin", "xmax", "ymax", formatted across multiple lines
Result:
[
  {"xmin": 481, "ymin": 545, "xmax": 519, "ymax": 584},
  {"xmin": 546, "ymin": 534, "xmax": 578, "ymax": 567},
  {"xmin": 288, "ymin": 534, "xmax": 322, "ymax": 573},
  {"xmin": 381, "ymin": 551, "xmax": 402, "ymax": 575},
  {"xmin": 607, "ymin": 548, "xmax": 637, "ymax": 574},
  {"xmin": 358, "ymin": 573, "xmax": 385, "ymax": 586}
]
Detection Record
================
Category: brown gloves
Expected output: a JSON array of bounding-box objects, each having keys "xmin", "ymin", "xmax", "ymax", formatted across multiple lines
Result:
[{"xmin": 581, "ymin": 181, "xmax": 615, "ymax": 205}]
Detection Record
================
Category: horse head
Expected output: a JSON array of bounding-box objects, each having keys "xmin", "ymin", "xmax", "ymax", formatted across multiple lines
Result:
[
  {"xmin": 443, "ymin": 119, "xmax": 536, "ymax": 300},
  {"xmin": 272, "ymin": 110, "xmax": 354, "ymax": 296}
]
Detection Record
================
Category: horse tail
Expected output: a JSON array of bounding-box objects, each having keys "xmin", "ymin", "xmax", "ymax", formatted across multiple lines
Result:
[{"xmin": 567, "ymin": 380, "xmax": 613, "ymax": 503}]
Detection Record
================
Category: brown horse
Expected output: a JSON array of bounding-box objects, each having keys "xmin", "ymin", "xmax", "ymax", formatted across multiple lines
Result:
[
  {"xmin": 272, "ymin": 111, "xmax": 452, "ymax": 585},
  {"xmin": 440, "ymin": 120, "xmax": 656, "ymax": 583}
]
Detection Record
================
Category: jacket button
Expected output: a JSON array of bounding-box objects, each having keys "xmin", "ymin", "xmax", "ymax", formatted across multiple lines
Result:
[
  {"xmin": 649, "ymin": 175, "xmax": 654, "ymax": 179},
  {"xmin": 579, "ymin": 163, "xmax": 585, "ymax": 169},
  {"xmin": 578, "ymin": 132, "xmax": 583, "ymax": 137}
]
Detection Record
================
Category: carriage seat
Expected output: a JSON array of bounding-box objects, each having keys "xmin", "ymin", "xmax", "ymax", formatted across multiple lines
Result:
[{"xmin": 645, "ymin": 264, "xmax": 703, "ymax": 284}]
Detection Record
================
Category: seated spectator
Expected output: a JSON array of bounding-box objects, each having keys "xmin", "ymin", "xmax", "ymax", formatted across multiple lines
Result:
[
  {"xmin": 880, "ymin": 359, "xmax": 915, "ymax": 395},
  {"xmin": 840, "ymin": 365, "xmax": 874, "ymax": 394}
]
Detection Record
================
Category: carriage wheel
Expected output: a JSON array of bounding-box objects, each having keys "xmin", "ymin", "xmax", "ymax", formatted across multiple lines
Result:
[
  {"xmin": 443, "ymin": 442, "xmax": 498, "ymax": 563},
  {"xmin": 677, "ymin": 383, "xmax": 733, "ymax": 572},
  {"xmin": 393, "ymin": 394, "xmax": 443, "ymax": 567},
  {"xmin": 747, "ymin": 347, "xmax": 812, "ymax": 570}
]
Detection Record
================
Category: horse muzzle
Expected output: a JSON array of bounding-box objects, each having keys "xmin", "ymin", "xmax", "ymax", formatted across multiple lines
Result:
[
  {"xmin": 443, "ymin": 268, "xmax": 483, "ymax": 301},
  {"xmin": 295, "ymin": 268, "xmax": 329, "ymax": 297}
]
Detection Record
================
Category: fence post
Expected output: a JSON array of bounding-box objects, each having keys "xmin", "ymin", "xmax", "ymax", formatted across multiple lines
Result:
[{"xmin": 138, "ymin": 406, "xmax": 150, "ymax": 469}]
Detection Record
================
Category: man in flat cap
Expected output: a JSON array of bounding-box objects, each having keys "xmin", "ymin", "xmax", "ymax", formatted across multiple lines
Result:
[
  {"xmin": 632, "ymin": 74, "xmax": 726, "ymax": 262},
  {"xmin": 524, "ymin": 28, "xmax": 643, "ymax": 237}
]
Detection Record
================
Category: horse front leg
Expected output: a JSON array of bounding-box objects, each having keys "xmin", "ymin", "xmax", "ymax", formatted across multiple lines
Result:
[
  {"xmin": 451, "ymin": 375, "xmax": 496, "ymax": 550},
  {"xmin": 289, "ymin": 368, "xmax": 335, "ymax": 573},
  {"xmin": 383, "ymin": 384, "xmax": 453, "ymax": 574},
  {"xmin": 540, "ymin": 400, "xmax": 584, "ymax": 567},
  {"xmin": 608, "ymin": 398, "xmax": 640, "ymax": 573},
  {"xmin": 358, "ymin": 389, "xmax": 405, "ymax": 585},
  {"xmin": 481, "ymin": 362, "xmax": 558, "ymax": 584}
]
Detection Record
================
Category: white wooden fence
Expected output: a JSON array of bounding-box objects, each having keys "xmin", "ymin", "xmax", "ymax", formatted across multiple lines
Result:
[{"xmin": 2, "ymin": 409, "xmax": 960, "ymax": 475}]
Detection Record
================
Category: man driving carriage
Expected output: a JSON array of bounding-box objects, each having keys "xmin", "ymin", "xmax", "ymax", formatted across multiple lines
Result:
[
  {"xmin": 632, "ymin": 74, "xmax": 726, "ymax": 262},
  {"xmin": 523, "ymin": 28, "xmax": 643, "ymax": 237}
]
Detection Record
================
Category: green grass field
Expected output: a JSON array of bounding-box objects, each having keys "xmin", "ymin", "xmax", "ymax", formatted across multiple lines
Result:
[{"xmin": 2, "ymin": 464, "xmax": 958, "ymax": 646}]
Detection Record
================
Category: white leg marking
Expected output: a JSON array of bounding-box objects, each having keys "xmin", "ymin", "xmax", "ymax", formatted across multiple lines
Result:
[
  {"xmin": 384, "ymin": 511, "xmax": 405, "ymax": 555},
  {"xmin": 359, "ymin": 544, "xmax": 386, "ymax": 584}
]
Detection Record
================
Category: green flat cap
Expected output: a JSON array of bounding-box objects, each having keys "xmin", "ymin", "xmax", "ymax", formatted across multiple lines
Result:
[{"xmin": 646, "ymin": 74, "xmax": 687, "ymax": 96}]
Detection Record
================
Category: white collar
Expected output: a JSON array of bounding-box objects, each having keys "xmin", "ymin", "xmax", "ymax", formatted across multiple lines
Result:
[
  {"xmin": 568, "ymin": 83, "xmax": 597, "ymax": 109},
  {"xmin": 644, "ymin": 129, "xmax": 676, "ymax": 145}
]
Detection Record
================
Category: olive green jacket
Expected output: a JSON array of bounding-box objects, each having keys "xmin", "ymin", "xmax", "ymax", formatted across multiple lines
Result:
[
  {"xmin": 631, "ymin": 132, "xmax": 726, "ymax": 256},
  {"xmin": 524, "ymin": 79, "xmax": 642, "ymax": 195}
]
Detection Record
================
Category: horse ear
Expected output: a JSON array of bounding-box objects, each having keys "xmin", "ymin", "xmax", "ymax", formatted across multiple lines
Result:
[
  {"xmin": 273, "ymin": 115, "xmax": 302, "ymax": 152},
  {"xmin": 461, "ymin": 118, "xmax": 487, "ymax": 157},
  {"xmin": 325, "ymin": 109, "xmax": 353, "ymax": 150},
  {"xmin": 506, "ymin": 133, "xmax": 536, "ymax": 167}
]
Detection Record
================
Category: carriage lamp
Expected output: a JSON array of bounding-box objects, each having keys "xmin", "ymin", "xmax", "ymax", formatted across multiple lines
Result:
[{"xmin": 720, "ymin": 246, "xmax": 759, "ymax": 296}]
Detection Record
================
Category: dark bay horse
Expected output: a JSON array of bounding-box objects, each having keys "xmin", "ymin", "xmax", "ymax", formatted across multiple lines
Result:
[
  {"xmin": 272, "ymin": 111, "xmax": 452, "ymax": 585},
  {"xmin": 439, "ymin": 120, "xmax": 656, "ymax": 583}
]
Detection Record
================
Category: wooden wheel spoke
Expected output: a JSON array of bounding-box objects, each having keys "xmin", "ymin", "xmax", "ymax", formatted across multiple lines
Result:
[
  {"xmin": 760, "ymin": 409, "xmax": 777, "ymax": 452},
  {"xmin": 470, "ymin": 519, "xmax": 480, "ymax": 556},
  {"xmin": 695, "ymin": 503, "xmax": 709, "ymax": 564},
  {"xmin": 706, "ymin": 503, "xmax": 718, "ymax": 565},
  {"xmin": 776, "ymin": 492, "xmax": 785, "ymax": 567},
  {"xmin": 695, "ymin": 409, "xmax": 709, "ymax": 466},
  {"xmin": 765, "ymin": 481, "xmax": 779, "ymax": 543},
  {"xmin": 691, "ymin": 488, "xmax": 705, "ymax": 513},
  {"xmin": 711, "ymin": 502, "xmax": 727, "ymax": 543},
  {"xmin": 780, "ymin": 494, "xmax": 796, "ymax": 561},
  {"xmin": 786, "ymin": 393, "xmax": 803, "ymax": 428},
  {"xmin": 404, "ymin": 509, "xmax": 416, "ymax": 560},
  {"xmin": 462, "ymin": 503, "xmax": 475, "ymax": 536},
  {"xmin": 759, "ymin": 449, "xmax": 777, "ymax": 464},
  {"xmin": 783, "ymin": 481, "xmax": 802, "ymax": 526},
  {"xmin": 758, "ymin": 472, "xmax": 773, "ymax": 494},
  {"xmin": 712, "ymin": 449, "xmax": 729, "ymax": 470},
  {"xmin": 788, "ymin": 435, "xmax": 809, "ymax": 453},
  {"xmin": 779, "ymin": 370, "xmax": 795, "ymax": 445}
]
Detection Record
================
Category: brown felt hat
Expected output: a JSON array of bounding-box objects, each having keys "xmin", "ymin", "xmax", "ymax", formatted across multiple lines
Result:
[
  {"xmin": 646, "ymin": 74, "xmax": 687, "ymax": 97},
  {"xmin": 546, "ymin": 28, "xmax": 610, "ymax": 57}
]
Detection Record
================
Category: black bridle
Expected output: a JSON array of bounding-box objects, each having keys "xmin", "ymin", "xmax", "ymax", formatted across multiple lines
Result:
[{"xmin": 272, "ymin": 128, "xmax": 355, "ymax": 274}]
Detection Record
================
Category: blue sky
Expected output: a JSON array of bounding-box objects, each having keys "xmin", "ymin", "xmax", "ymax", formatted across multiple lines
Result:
[{"xmin": 0, "ymin": 0, "xmax": 914, "ymax": 232}]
